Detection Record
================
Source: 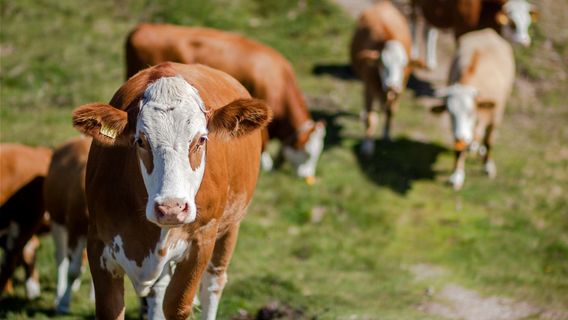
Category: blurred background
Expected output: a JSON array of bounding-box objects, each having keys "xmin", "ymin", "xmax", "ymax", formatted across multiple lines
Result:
[{"xmin": 0, "ymin": 0, "xmax": 566, "ymax": 319}]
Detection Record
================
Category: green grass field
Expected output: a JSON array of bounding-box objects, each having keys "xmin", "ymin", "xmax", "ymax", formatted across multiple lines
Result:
[{"xmin": 1, "ymin": 0, "xmax": 567, "ymax": 319}]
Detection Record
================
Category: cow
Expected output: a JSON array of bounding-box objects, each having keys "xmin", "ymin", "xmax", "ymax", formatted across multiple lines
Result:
[
  {"xmin": 350, "ymin": 1, "xmax": 420, "ymax": 155},
  {"xmin": 431, "ymin": 29, "xmax": 515, "ymax": 190},
  {"xmin": 44, "ymin": 136, "xmax": 92, "ymax": 314},
  {"xmin": 71, "ymin": 62, "xmax": 271, "ymax": 319},
  {"xmin": 125, "ymin": 24, "xmax": 325, "ymax": 184},
  {"xmin": 0, "ymin": 144, "xmax": 52, "ymax": 299},
  {"xmin": 411, "ymin": 0, "xmax": 538, "ymax": 69}
]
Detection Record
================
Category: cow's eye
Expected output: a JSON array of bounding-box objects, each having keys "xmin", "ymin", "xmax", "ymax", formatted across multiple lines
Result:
[
  {"xmin": 198, "ymin": 135, "xmax": 208, "ymax": 146},
  {"xmin": 136, "ymin": 137, "xmax": 144, "ymax": 148}
]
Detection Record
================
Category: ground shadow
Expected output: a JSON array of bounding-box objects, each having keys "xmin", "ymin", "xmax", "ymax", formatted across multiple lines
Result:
[
  {"xmin": 407, "ymin": 73, "xmax": 436, "ymax": 98},
  {"xmin": 311, "ymin": 63, "xmax": 358, "ymax": 80},
  {"xmin": 310, "ymin": 108, "xmax": 358, "ymax": 151},
  {"xmin": 353, "ymin": 137, "xmax": 448, "ymax": 195}
]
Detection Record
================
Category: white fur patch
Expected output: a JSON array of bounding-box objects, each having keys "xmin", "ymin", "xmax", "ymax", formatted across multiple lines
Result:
[
  {"xmin": 379, "ymin": 40, "xmax": 408, "ymax": 93},
  {"xmin": 199, "ymin": 266, "xmax": 227, "ymax": 320},
  {"xmin": 503, "ymin": 0, "xmax": 533, "ymax": 46},
  {"xmin": 437, "ymin": 84, "xmax": 478, "ymax": 144},
  {"xmin": 136, "ymin": 76, "xmax": 208, "ymax": 226},
  {"xmin": 283, "ymin": 122, "xmax": 326, "ymax": 178},
  {"xmin": 100, "ymin": 230, "xmax": 189, "ymax": 296}
]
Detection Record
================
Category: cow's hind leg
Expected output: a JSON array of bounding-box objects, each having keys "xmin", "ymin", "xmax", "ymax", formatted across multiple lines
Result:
[
  {"xmin": 483, "ymin": 124, "xmax": 497, "ymax": 179},
  {"xmin": 52, "ymin": 222, "xmax": 69, "ymax": 311},
  {"xmin": 199, "ymin": 223, "xmax": 240, "ymax": 320},
  {"xmin": 424, "ymin": 24, "xmax": 439, "ymax": 70},
  {"xmin": 22, "ymin": 235, "xmax": 41, "ymax": 299},
  {"xmin": 56, "ymin": 236, "xmax": 87, "ymax": 314}
]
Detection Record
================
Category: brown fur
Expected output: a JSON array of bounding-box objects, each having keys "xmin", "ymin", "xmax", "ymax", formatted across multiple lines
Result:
[
  {"xmin": 0, "ymin": 144, "xmax": 52, "ymax": 297},
  {"xmin": 125, "ymin": 24, "xmax": 317, "ymax": 150},
  {"xmin": 72, "ymin": 63, "xmax": 271, "ymax": 319}
]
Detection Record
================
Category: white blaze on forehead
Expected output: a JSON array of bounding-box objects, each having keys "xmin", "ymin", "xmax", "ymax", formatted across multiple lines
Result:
[
  {"xmin": 136, "ymin": 76, "xmax": 207, "ymax": 226},
  {"xmin": 438, "ymin": 84, "xmax": 478, "ymax": 143},
  {"xmin": 379, "ymin": 40, "xmax": 408, "ymax": 93},
  {"xmin": 504, "ymin": 0, "xmax": 533, "ymax": 46}
]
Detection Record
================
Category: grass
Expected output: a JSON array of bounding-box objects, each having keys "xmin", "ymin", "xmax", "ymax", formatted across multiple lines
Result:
[{"xmin": 1, "ymin": 0, "xmax": 567, "ymax": 319}]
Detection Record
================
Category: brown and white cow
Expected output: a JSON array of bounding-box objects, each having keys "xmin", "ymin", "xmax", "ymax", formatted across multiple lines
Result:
[
  {"xmin": 350, "ymin": 1, "xmax": 419, "ymax": 155},
  {"xmin": 411, "ymin": 0, "xmax": 538, "ymax": 69},
  {"xmin": 72, "ymin": 62, "xmax": 271, "ymax": 319},
  {"xmin": 126, "ymin": 24, "xmax": 325, "ymax": 183},
  {"xmin": 44, "ymin": 136, "xmax": 92, "ymax": 314},
  {"xmin": 431, "ymin": 29, "xmax": 515, "ymax": 190},
  {"xmin": 0, "ymin": 144, "xmax": 52, "ymax": 299}
]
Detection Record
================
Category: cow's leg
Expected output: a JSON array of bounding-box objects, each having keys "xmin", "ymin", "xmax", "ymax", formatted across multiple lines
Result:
[
  {"xmin": 0, "ymin": 221, "xmax": 35, "ymax": 297},
  {"xmin": 163, "ymin": 221, "xmax": 218, "ymax": 320},
  {"xmin": 145, "ymin": 262, "xmax": 173, "ymax": 320},
  {"xmin": 22, "ymin": 235, "xmax": 41, "ymax": 299},
  {"xmin": 424, "ymin": 24, "xmax": 438, "ymax": 70},
  {"xmin": 52, "ymin": 222, "xmax": 69, "ymax": 309},
  {"xmin": 88, "ymin": 237, "xmax": 125, "ymax": 320},
  {"xmin": 56, "ymin": 236, "xmax": 87, "ymax": 314},
  {"xmin": 449, "ymin": 150, "xmax": 467, "ymax": 190},
  {"xmin": 360, "ymin": 85, "xmax": 378, "ymax": 156},
  {"xmin": 483, "ymin": 124, "xmax": 497, "ymax": 179},
  {"xmin": 199, "ymin": 223, "xmax": 240, "ymax": 320}
]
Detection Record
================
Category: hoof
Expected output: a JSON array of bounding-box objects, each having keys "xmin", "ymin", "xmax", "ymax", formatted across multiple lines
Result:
[
  {"xmin": 25, "ymin": 278, "xmax": 41, "ymax": 300},
  {"xmin": 485, "ymin": 161, "xmax": 497, "ymax": 179},
  {"xmin": 449, "ymin": 170, "xmax": 465, "ymax": 191}
]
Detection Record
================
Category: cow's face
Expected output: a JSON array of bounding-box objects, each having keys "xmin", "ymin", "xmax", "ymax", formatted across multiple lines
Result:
[
  {"xmin": 498, "ymin": 0, "xmax": 538, "ymax": 47},
  {"xmin": 283, "ymin": 121, "xmax": 326, "ymax": 181},
  {"xmin": 72, "ymin": 75, "xmax": 272, "ymax": 228},
  {"xmin": 434, "ymin": 84, "xmax": 478, "ymax": 150},
  {"xmin": 378, "ymin": 40, "xmax": 408, "ymax": 95},
  {"xmin": 135, "ymin": 77, "xmax": 208, "ymax": 226}
]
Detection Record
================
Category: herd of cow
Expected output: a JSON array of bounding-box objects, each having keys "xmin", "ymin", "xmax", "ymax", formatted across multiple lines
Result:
[{"xmin": 0, "ymin": 0, "xmax": 538, "ymax": 319}]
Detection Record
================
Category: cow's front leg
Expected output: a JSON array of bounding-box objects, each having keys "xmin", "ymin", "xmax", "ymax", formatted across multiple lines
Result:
[
  {"xmin": 163, "ymin": 221, "xmax": 218, "ymax": 320},
  {"xmin": 88, "ymin": 237, "xmax": 125, "ymax": 320},
  {"xmin": 200, "ymin": 223, "xmax": 240, "ymax": 320}
]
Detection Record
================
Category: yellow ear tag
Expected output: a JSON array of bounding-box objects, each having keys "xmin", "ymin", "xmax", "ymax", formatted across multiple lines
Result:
[{"xmin": 100, "ymin": 123, "xmax": 118, "ymax": 139}]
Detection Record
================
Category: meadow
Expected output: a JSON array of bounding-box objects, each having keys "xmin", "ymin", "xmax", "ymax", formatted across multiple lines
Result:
[{"xmin": 1, "ymin": 0, "xmax": 567, "ymax": 319}]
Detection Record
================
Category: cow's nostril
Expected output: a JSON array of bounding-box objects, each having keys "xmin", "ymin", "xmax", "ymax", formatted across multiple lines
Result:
[{"xmin": 182, "ymin": 202, "xmax": 189, "ymax": 212}]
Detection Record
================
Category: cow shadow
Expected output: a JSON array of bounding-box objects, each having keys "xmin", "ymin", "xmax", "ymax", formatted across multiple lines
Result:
[
  {"xmin": 311, "ymin": 109, "xmax": 358, "ymax": 151},
  {"xmin": 311, "ymin": 63, "xmax": 358, "ymax": 81},
  {"xmin": 407, "ymin": 73, "xmax": 436, "ymax": 98},
  {"xmin": 353, "ymin": 137, "xmax": 448, "ymax": 195}
]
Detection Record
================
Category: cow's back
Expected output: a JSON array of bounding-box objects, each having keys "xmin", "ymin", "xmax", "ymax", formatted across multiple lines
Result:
[
  {"xmin": 453, "ymin": 29, "xmax": 515, "ymax": 107},
  {"xmin": 44, "ymin": 136, "xmax": 91, "ymax": 235},
  {"xmin": 0, "ymin": 144, "xmax": 52, "ymax": 205}
]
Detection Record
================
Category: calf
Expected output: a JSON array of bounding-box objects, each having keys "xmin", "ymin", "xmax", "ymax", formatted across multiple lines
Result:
[
  {"xmin": 126, "ymin": 24, "xmax": 325, "ymax": 183},
  {"xmin": 0, "ymin": 144, "xmax": 52, "ymax": 299},
  {"xmin": 431, "ymin": 29, "xmax": 515, "ymax": 190},
  {"xmin": 411, "ymin": 0, "xmax": 538, "ymax": 69},
  {"xmin": 350, "ymin": 1, "xmax": 417, "ymax": 155},
  {"xmin": 44, "ymin": 136, "xmax": 92, "ymax": 314},
  {"xmin": 72, "ymin": 62, "xmax": 271, "ymax": 319}
]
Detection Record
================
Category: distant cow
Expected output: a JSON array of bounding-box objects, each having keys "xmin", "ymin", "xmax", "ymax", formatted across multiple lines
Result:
[
  {"xmin": 411, "ymin": 0, "xmax": 538, "ymax": 69},
  {"xmin": 0, "ymin": 144, "xmax": 52, "ymax": 299},
  {"xmin": 72, "ymin": 63, "xmax": 271, "ymax": 319},
  {"xmin": 431, "ymin": 29, "xmax": 515, "ymax": 190},
  {"xmin": 44, "ymin": 136, "xmax": 91, "ymax": 314},
  {"xmin": 126, "ymin": 24, "xmax": 325, "ymax": 183},
  {"xmin": 351, "ymin": 1, "xmax": 420, "ymax": 155}
]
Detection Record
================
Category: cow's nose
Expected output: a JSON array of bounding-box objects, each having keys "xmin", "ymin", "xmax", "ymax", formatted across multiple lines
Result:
[{"xmin": 154, "ymin": 199, "xmax": 189, "ymax": 225}]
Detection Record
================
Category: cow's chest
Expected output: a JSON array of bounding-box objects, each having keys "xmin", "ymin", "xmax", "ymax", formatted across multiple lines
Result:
[{"xmin": 100, "ymin": 233, "xmax": 189, "ymax": 296}]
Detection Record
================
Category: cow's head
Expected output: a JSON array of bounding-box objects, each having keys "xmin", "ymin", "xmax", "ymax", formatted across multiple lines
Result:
[
  {"xmin": 496, "ymin": 0, "xmax": 538, "ymax": 47},
  {"xmin": 73, "ymin": 76, "xmax": 271, "ymax": 227},
  {"xmin": 282, "ymin": 120, "xmax": 326, "ymax": 183},
  {"xmin": 431, "ymin": 84, "xmax": 495, "ymax": 151}
]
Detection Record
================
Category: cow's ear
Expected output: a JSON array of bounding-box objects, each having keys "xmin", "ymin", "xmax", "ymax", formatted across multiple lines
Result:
[
  {"xmin": 496, "ymin": 11, "xmax": 510, "ymax": 26},
  {"xmin": 357, "ymin": 49, "xmax": 380, "ymax": 65},
  {"xmin": 207, "ymin": 98, "xmax": 272, "ymax": 140},
  {"xmin": 72, "ymin": 103, "xmax": 132, "ymax": 146},
  {"xmin": 530, "ymin": 7, "xmax": 539, "ymax": 22},
  {"xmin": 430, "ymin": 104, "xmax": 447, "ymax": 114},
  {"xmin": 477, "ymin": 100, "xmax": 496, "ymax": 110}
]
